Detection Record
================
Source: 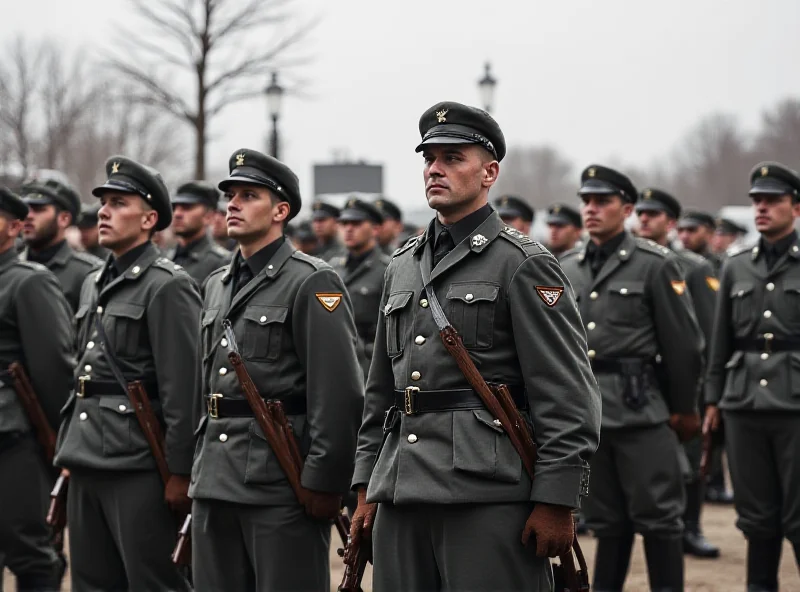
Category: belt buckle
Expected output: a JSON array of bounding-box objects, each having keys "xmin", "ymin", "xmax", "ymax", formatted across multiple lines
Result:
[
  {"xmin": 763, "ymin": 333, "xmax": 774, "ymax": 354},
  {"xmin": 207, "ymin": 393, "xmax": 223, "ymax": 419},
  {"xmin": 77, "ymin": 375, "xmax": 90, "ymax": 398},
  {"xmin": 404, "ymin": 386, "xmax": 420, "ymax": 415}
]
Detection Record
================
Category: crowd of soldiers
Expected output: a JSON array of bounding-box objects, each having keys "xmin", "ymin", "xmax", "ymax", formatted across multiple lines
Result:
[{"xmin": 0, "ymin": 98, "xmax": 796, "ymax": 592}]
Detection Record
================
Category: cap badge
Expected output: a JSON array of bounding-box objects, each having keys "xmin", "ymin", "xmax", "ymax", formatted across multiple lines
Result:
[
  {"xmin": 347, "ymin": 199, "xmax": 357, "ymax": 208},
  {"xmin": 535, "ymin": 286, "xmax": 564, "ymax": 307},
  {"xmin": 316, "ymin": 293, "xmax": 342, "ymax": 312},
  {"xmin": 644, "ymin": 189, "xmax": 652, "ymax": 199},
  {"xmin": 471, "ymin": 234, "xmax": 488, "ymax": 247},
  {"xmin": 588, "ymin": 168, "xmax": 596, "ymax": 177},
  {"xmin": 111, "ymin": 162, "xmax": 120, "ymax": 174},
  {"xmin": 553, "ymin": 206, "xmax": 561, "ymax": 213},
  {"xmin": 501, "ymin": 197, "xmax": 508, "ymax": 205},
  {"xmin": 436, "ymin": 109, "xmax": 448, "ymax": 123},
  {"xmin": 236, "ymin": 153, "xmax": 245, "ymax": 166},
  {"xmin": 761, "ymin": 166, "xmax": 769, "ymax": 177}
]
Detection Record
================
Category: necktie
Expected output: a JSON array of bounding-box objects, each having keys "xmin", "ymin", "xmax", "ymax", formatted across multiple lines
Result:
[
  {"xmin": 433, "ymin": 229, "xmax": 455, "ymax": 267},
  {"xmin": 234, "ymin": 262, "xmax": 254, "ymax": 295}
]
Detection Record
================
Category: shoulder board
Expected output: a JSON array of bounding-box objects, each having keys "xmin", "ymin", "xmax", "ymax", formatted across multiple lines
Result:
[
  {"xmin": 727, "ymin": 242, "xmax": 756, "ymax": 258},
  {"xmin": 211, "ymin": 244, "xmax": 231, "ymax": 258},
  {"xmin": 153, "ymin": 257, "xmax": 188, "ymax": 275},
  {"xmin": 291, "ymin": 250, "xmax": 330, "ymax": 270},
  {"xmin": 74, "ymin": 251, "xmax": 103, "ymax": 268},
  {"xmin": 329, "ymin": 255, "xmax": 347, "ymax": 268},
  {"xmin": 499, "ymin": 226, "xmax": 546, "ymax": 255},
  {"xmin": 207, "ymin": 265, "xmax": 229, "ymax": 280},
  {"xmin": 377, "ymin": 252, "xmax": 393, "ymax": 265},
  {"xmin": 392, "ymin": 235, "xmax": 422, "ymax": 258},
  {"xmin": 635, "ymin": 237, "xmax": 671, "ymax": 258},
  {"xmin": 14, "ymin": 260, "xmax": 48, "ymax": 272},
  {"xmin": 558, "ymin": 246, "xmax": 582, "ymax": 261}
]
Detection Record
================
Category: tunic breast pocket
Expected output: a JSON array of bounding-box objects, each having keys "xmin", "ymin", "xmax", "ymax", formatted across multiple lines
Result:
[
  {"xmin": 384, "ymin": 291, "xmax": 413, "ymax": 358},
  {"xmin": 201, "ymin": 308, "xmax": 219, "ymax": 358},
  {"xmin": 781, "ymin": 279, "xmax": 800, "ymax": 328},
  {"xmin": 104, "ymin": 302, "xmax": 145, "ymax": 358},
  {"xmin": 242, "ymin": 305, "xmax": 288, "ymax": 361},
  {"xmin": 606, "ymin": 281, "xmax": 646, "ymax": 326},
  {"xmin": 445, "ymin": 282, "xmax": 500, "ymax": 350},
  {"xmin": 729, "ymin": 281, "xmax": 755, "ymax": 333},
  {"xmin": 74, "ymin": 304, "xmax": 90, "ymax": 345}
]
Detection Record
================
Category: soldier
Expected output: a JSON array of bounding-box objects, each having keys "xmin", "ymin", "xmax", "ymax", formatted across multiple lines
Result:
[
  {"xmin": 311, "ymin": 201, "xmax": 345, "ymax": 261},
  {"xmin": 53, "ymin": 156, "xmax": 199, "ymax": 592},
  {"xmin": 292, "ymin": 220, "xmax": 318, "ymax": 254},
  {"xmin": 20, "ymin": 172, "xmax": 102, "ymax": 312},
  {"xmin": 374, "ymin": 197, "xmax": 404, "ymax": 255},
  {"xmin": 494, "ymin": 194, "xmax": 534, "ymax": 235},
  {"xmin": 330, "ymin": 198, "xmax": 392, "ymax": 381},
  {"xmin": 348, "ymin": 102, "xmax": 601, "ymax": 591},
  {"xmin": 169, "ymin": 181, "xmax": 231, "ymax": 287},
  {"xmin": 77, "ymin": 204, "xmax": 110, "ymax": 261},
  {"xmin": 705, "ymin": 162, "xmax": 800, "ymax": 591},
  {"xmin": 545, "ymin": 203, "xmax": 583, "ymax": 259},
  {"xmin": 635, "ymin": 188, "xmax": 721, "ymax": 560},
  {"xmin": 0, "ymin": 187, "xmax": 75, "ymax": 591},
  {"xmin": 189, "ymin": 149, "xmax": 363, "ymax": 592},
  {"xmin": 211, "ymin": 198, "xmax": 236, "ymax": 251},
  {"xmin": 711, "ymin": 217, "xmax": 747, "ymax": 256},
  {"xmin": 677, "ymin": 210, "xmax": 721, "ymax": 274},
  {"xmin": 560, "ymin": 165, "xmax": 704, "ymax": 591}
]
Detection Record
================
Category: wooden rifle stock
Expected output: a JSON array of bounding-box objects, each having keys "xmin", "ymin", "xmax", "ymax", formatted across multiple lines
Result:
[
  {"xmin": 338, "ymin": 509, "xmax": 371, "ymax": 592},
  {"xmin": 8, "ymin": 362, "xmax": 56, "ymax": 462},
  {"xmin": 46, "ymin": 472, "xmax": 69, "ymax": 548}
]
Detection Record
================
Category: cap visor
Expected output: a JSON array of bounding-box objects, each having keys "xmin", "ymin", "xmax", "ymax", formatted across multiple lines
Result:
[
  {"xmin": 218, "ymin": 174, "xmax": 272, "ymax": 192},
  {"xmin": 546, "ymin": 214, "xmax": 572, "ymax": 226},
  {"xmin": 311, "ymin": 211, "xmax": 336, "ymax": 221},
  {"xmin": 92, "ymin": 180, "xmax": 143, "ymax": 198},
  {"xmin": 22, "ymin": 196, "xmax": 55, "ymax": 206},
  {"xmin": 635, "ymin": 202, "xmax": 667, "ymax": 214},
  {"xmin": 338, "ymin": 211, "xmax": 370, "ymax": 223},
  {"xmin": 171, "ymin": 195, "xmax": 205, "ymax": 205},
  {"xmin": 578, "ymin": 179, "xmax": 619, "ymax": 195},
  {"xmin": 415, "ymin": 136, "xmax": 478, "ymax": 153},
  {"xmin": 496, "ymin": 206, "xmax": 524, "ymax": 219}
]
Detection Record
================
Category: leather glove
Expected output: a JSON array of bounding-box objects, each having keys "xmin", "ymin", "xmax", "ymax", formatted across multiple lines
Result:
[
  {"xmin": 304, "ymin": 490, "xmax": 342, "ymax": 520},
  {"xmin": 164, "ymin": 475, "xmax": 192, "ymax": 515},
  {"xmin": 703, "ymin": 405, "xmax": 721, "ymax": 435},
  {"xmin": 347, "ymin": 487, "xmax": 377, "ymax": 561},
  {"xmin": 521, "ymin": 503, "xmax": 574, "ymax": 558},
  {"xmin": 669, "ymin": 412, "xmax": 701, "ymax": 442}
]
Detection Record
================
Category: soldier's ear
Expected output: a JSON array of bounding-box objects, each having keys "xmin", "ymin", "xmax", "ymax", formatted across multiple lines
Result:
[
  {"xmin": 273, "ymin": 201, "xmax": 291, "ymax": 224},
  {"xmin": 482, "ymin": 160, "xmax": 499, "ymax": 188}
]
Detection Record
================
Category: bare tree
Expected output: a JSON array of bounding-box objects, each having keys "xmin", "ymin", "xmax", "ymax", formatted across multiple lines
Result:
[
  {"xmin": 107, "ymin": 0, "xmax": 314, "ymax": 178},
  {"xmin": 491, "ymin": 145, "xmax": 575, "ymax": 209},
  {"xmin": 753, "ymin": 98, "xmax": 800, "ymax": 169}
]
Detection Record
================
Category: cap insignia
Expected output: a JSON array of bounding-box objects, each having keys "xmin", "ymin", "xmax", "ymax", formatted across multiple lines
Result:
[
  {"xmin": 111, "ymin": 162, "xmax": 120, "ymax": 174},
  {"xmin": 588, "ymin": 168, "xmax": 596, "ymax": 178},
  {"xmin": 436, "ymin": 109, "xmax": 448, "ymax": 123},
  {"xmin": 236, "ymin": 153, "xmax": 245, "ymax": 166},
  {"xmin": 501, "ymin": 197, "xmax": 508, "ymax": 205},
  {"xmin": 313, "ymin": 203, "xmax": 321, "ymax": 210},
  {"xmin": 761, "ymin": 166, "xmax": 769, "ymax": 177},
  {"xmin": 347, "ymin": 199, "xmax": 357, "ymax": 208},
  {"xmin": 553, "ymin": 205, "xmax": 561, "ymax": 213},
  {"xmin": 644, "ymin": 189, "xmax": 652, "ymax": 199}
]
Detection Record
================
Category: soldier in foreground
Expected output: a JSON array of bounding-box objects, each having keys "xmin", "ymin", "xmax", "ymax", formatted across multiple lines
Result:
[
  {"xmin": 560, "ymin": 165, "xmax": 703, "ymax": 591},
  {"xmin": 54, "ymin": 157, "xmax": 199, "ymax": 591},
  {"xmin": 705, "ymin": 162, "xmax": 800, "ymax": 592},
  {"xmin": 311, "ymin": 201, "xmax": 345, "ymax": 261},
  {"xmin": 635, "ymin": 188, "xmax": 721, "ymax": 560},
  {"xmin": 189, "ymin": 149, "xmax": 363, "ymax": 591},
  {"xmin": 169, "ymin": 181, "xmax": 231, "ymax": 286},
  {"xmin": 545, "ymin": 203, "xmax": 583, "ymax": 259},
  {"xmin": 20, "ymin": 173, "xmax": 102, "ymax": 312},
  {"xmin": 330, "ymin": 199, "xmax": 392, "ymax": 381},
  {"xmin": 375, "ymin": 197, "xmax": 404, "ymax": 255},
  {"xmin": 349, "ymin": 102, "xmax": 601, "ymax": 591},
  {"xmin": 77, "ymin": 204, "xmax": 110, "ymax": 261},
  {"xmin": 0, "ymin": 187, "xmax": 75, "ymax": 591}
]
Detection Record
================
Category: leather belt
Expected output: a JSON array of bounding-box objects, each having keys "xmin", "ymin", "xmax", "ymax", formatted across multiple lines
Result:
[
  {"xmin": 75, "ymin": 377, "xmax": 158, "ymax": 399},
  {"xmin": 735, "ymin": 335, "xmax": 800, "ymax": 353},
  {"xmin": 393, "ymin": 385, "xmax": 526, "ymax": 415},
  {"xmin": 590, "ymin": 357, "xmax": 656, "ymax": 374},
  {"xmin": 205, "ymin": 395, "xmax": 307, "ymax": 419}
]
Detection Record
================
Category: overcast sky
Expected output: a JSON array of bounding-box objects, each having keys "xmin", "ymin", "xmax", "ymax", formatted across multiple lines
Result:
[{"xmin": 3, "ymin": 0, "xmax": 800, "ymax": 217}]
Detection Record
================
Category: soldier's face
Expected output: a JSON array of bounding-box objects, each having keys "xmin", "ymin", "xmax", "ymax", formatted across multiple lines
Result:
[
  {"xmin": 636, "ymin": 210, "xmax": 673, "ymax": 243},
  {"xmin": 500, "ymin": 216, "xmax": 530, "ymax": 235},
  {"xmin": 422, "ymin": 145, "xmax": 498, "ymax": 218},
  {"xmin": 548, "ymin": 223, "xmax": 581, "ymax": 252},
  {"xmin": 378, "ymin": 219, "xmax": 402, "ymax": 246},
  {"xmin": 752, "ymin": 193, "xmax": 800, "ymax": 238},
  {"xmin": 97, "ymin": 192, "xmax": 158, "ymax": 252},
  {"xmin": 677, "ymin": 225, "xmax": 710, "ymax": 253},
  {"xmin": 22, "ymin": 203, "xmax": 63, "ymax": 248},
  {"xmin": 340, "ymin": 219, "xmax": 377, "ymax": 251},
  {"xmin": 712, "ymin": 232, "xmax": 738, "ymax": 253},
  {"xmin": 581, "ymin": 194, "xmax": 632, "ymax": 241},
  {"xmin": 225, "ymin": 184, "xmax": 288, "ymax": 242},
  {"xmin": 79, "ymin": 225, "xmax": 100, "ymax": 249},
  {"xmin": 312, "ymin": 216, "xmax": 339, "ymax": 240},
  {"xmin": 171, "ymin": 203, "xmax": 210, "ymax": 238},
  {"xmin": 211, "ymin": 210, "xmax": 228, "ymax": 240}
]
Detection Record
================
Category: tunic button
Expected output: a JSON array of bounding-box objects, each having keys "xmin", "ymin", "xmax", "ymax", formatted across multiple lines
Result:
[
  {"xmin": 738, "ymin": 290, "xmax": 744, "ymax": 297},
  {"xmin": 415, "ymin": 335, "xmax": 426, "ymax": 345},
  {"xmin": 794, "ymin": 246, "xmax": 799, "ymax": 253},
  {"xmin": 118, "ymin": 405, "xmax": 127, "ymax": 412},
  {"xmin": 219, "ymin": 434, "xmax": 228, "ymax": 442},
  {"xmin": 587, "ymin": 322, "xmax": 596, "ymax": 330},
  {"xmin": 619, "ymin": 250, "xmax": 627, "ymax": 256},
  {"xmin": 411, "ymin": 371, "xmax": 421, "ymax": 380},
  {"xmin": 763, "ymin": 310, "xmax": 772, "ymax": 318},
  {"xmin": 84, "ymin": 365, "xmax": 92, "ymax": 373},
  {"xmin": 132, "ymin": 266, "xmax": 141, "ymax": 274},
  {"xmin": 420, "ymin": 299, "xmax": 429, "ymax": 308},
  {"xmin": 267, "ymin": 265, "xmax": 274, "ymax": 270},
  {"xmin": 260, "ymin": 316, "xmax": 267, "ymax": 323},
  {"xmin": 221, "ymin": 338, "xmax": 228, "ymax": 347},
  {"xmin": 219, "ymin": 368, "xmax": 227, "ymax": 376},
  {"xmin": 588, "ymin": 349, "xmax": 596, "ymax": 358},
  {"xmin": 760, "ymin": 379, "xmax": 768, "ymax": 387},
  {"xmin": 79, "ymin": 412, "xmax": 88, "ymax": 421},
  {"xmin": 761, "ymin": 353, "xmax": 769, "ymax": 360},
  {"xmin": 465, "ymin": 294, "xmax": 474, "ymax": 301},
  {"xmin": 407, "ymin": 434, "xmax": 418, "ymax": 443},
  {"xmin": 96, "ymin": 306, "xmax": 103, "ymax": 314},
  {"xmin": 87, "ymin": 341, "xmax": 95, "ymax": 349},
  {"xmin": 590, "ymin": 292, "xmax": 598, "ymax": 300},
  {"xmin": 766, "ymin": 282, "xmax": 775, "ymax": 291},
  {"xmin": 620, "ymin": 288, "xmax": 628, "ymax": 295}
]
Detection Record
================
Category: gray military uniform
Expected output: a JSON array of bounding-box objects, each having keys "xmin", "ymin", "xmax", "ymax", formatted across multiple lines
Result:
[
  {"xmin": 22, "ymin": 241, "xmax": 102, "ymax": 313},
  {"xmin": 314, "ymin": 237, "xmax": 345, "ymax": 262},
  {"xmin": 0, "ymin": 247, "xmax": 75, "ymax": 590},
  {"xmin": 168, "ymin": 234, "xmax": 231, "ymax": 288},
  {"xmin": 189, "ymin": 239, "xmax": 363, "ymax": 592},
  {"xmin": 330, "ymin": 248, "xmax": 392, "ymax": 381},
  {"xmin": 705, "ymin": 236, "xmax": 800, "ymax": 551},
  {"xmin": 560, "ymin": 233, "xmax": 703, "ymax": 538},
  {"xmin": 353, "ymin": 212, "xmax": 601, "ymax": 591},
  {"xmin": 54, "ymin": 241, "xmax": 200, "ymax": 592}
]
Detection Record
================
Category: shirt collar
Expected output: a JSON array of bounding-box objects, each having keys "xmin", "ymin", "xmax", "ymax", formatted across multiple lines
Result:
[
  {"xmin": 759, "ymin": 230, "xmax": 797, "ymax": 258},
  {"xmin": 432, "ymin": 203, "xmax": 494, "ymax": 248},
  {"xmin": 346, "ymin": 247, "xmax": 373, "ymax": 271},
  {"xmin": 175, "ymin": 234, "xmax": 207, "ymax": 258},
  {"xmin": 113, "ymin": 241, "xmax": 152, "ymax": 275},
  {"xmin": 241, "ymin": 235, "xmax": 285, "ymax": 277},
  {"xmin": 586, "ymin": 231, "xmax": 626, "ymax": 258},
  {"xmin": 26, "ymin": 239, "xmax": 66, "ymax": 264}
]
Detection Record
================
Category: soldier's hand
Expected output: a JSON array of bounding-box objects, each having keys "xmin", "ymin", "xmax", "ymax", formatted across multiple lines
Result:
[
  {"xmin": 348, "ymin": 488, "xmax": 377, "ymax": 555},
  {"xmin": 669, "ymin": 412, "xmax": 701, "ymax": 442},
  {"xmin": 521, "ymin": 503, "xmax": 574, "ymax": 558},
  {"xmin": 703, "ymin": 405, "xmax": 721, "ymax": 434},
  {"xmin": 164, "ymin": 475, "xmax": 192, "ymax": 515},
  {"xmin": 304, "ymin": 490, "xmax": 342, "ymax": 520}
]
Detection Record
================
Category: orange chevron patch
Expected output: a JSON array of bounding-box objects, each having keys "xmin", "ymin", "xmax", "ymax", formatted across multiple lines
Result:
[
  {"xmin": 706, "ymin": 277, "xmax": 719, "ymax": 291},
  {"xmin": 671, "ymin": 280, "xmax": 686, "ymax": 295},
  {"xmin": 316, "ymin": 293, "xmax": 342, "ymax": 312}
]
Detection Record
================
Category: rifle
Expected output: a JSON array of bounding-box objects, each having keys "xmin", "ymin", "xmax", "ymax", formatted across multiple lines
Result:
[{"xmin": 335, "ymin": 511, "xmax": 371, "ymax": 592}]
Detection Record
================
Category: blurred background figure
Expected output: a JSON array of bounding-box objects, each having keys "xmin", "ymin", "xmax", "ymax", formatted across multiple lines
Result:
[
  {"xmin": 494, "ymin": 194, "xmax": 534, "ymax": 235},
  {"xmin": 677, "ymin": 210, "xmax": 720, "ymax": 273},
  {"xmin": 374, "ymin": 197, "xmax": 404, "ymax": 255},
  {"xmin": 711, "ymin": 217, "xmax": 747, "ymax": 255},
  {"xmin": 310, "ymin": 201, "xmax": 344, "ymax": 261},
  {"xmin": 77, "ymin": 204, "xmax": 109, "ymax": 260},
  {"xmin": 211, "ymin": 198, "xmax": 236, "ymax": 251},
  {"xmin": 291, "ymin": 220, "xmax": 318, "ymax": 254},
  {"xmin": 545, "ymin": 203, "xmax": 583, "ymax": 259}
]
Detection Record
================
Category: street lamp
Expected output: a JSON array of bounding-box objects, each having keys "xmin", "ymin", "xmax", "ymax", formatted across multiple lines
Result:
[
  {"xmin": 265, "ymin": 71, "xmax": 285, "ymax": 159},
  {"xmin": 478, "ymin": 62, "xmax": 497, "ymax": 113}
]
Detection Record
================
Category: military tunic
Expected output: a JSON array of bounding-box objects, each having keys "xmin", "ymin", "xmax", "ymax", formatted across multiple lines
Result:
[
  {"xmin": 0, "ymin": 247, "xmax": 75, "ymax": 589},
  {"xmin": 330, "ymin": 248, "xmax": 392, "ymax": 381},
  {"xmin": 189, "ymin": 239, "xmax": 363, "ymax": 592},
  {"xmin": 22, "ymin": 240, "xmax": 102, "ymax": 313},
  {"xmin": 54, "ymin": 241, "xmax": 200, "ymax": 591},
  {"xmin": 314, "ymin": 237, "xmax": 346, "ymax": 262},
  {"xmin": 168, "ymin": 234, "xmax": 231, "ymax": 288},
  {"xmin": 353, "ymin": 212, "xmax": 601, "ymax": 591}
]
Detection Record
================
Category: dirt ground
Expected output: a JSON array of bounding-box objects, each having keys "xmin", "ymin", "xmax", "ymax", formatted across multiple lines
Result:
[{"xmin": 4, "ymin": 504, "xmax": 799, "ymax": 591}]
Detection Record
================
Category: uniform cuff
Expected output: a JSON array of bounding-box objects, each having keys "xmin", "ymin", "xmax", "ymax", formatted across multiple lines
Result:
[
  {"xmin": 301, "ymin": 463, "xmax": 352, "ymax": 494},
  {"xmin": 166, "ymin": 448, "xmax": 194, "ymax": 476},
  {"xmin": 350, "ymin": 457, "xmax": 376, "ymax": 491},
  {"xmin": 529, "ymin": 462, "xmax": 590, "ymax": 510}
]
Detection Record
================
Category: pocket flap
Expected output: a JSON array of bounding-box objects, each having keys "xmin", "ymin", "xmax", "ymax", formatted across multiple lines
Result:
[
  {"xmin": 98, "ymin": 396, "xmax": 136, "ymax": 415},
  {"xmin": 446, "ymin": 283, "xmax": 500, "ymax": 304},
  {"xmin": 472, "ymin": 409, "xmax": 505, "ymax": 434},
  {"xmin": 608, "ymin": 281, "xmax": 645, "ymax": 296},
  {"xmin": 105, "ymin": 302, "xmax": 145, "ymax": 320},
  {"xmin": 730, "ymin": 281, "xmax": 754, "ymax": 298},
  {"xmin": 725, "ymin": 350, "xmax": 744, "ymax": 369},
  {"xmin": 243, "ymin": 305, "xmax": 289, "ymax": 325},
  {"xmin": 384, "ymin": 291, "xmax": 413, "ymax": 316},
  {"xmin": 783, "ymin": 279, "xmax": 800, "ymax": 294},
  {"xmin": 202, "ymin": 308, "xmax": 219, "ymax": 327},
  {"xmin": 74, "ymin": 304, "xmax": 89, "ymax": 320}
]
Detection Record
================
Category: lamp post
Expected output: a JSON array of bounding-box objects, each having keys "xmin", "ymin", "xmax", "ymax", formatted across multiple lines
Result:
[
  {"xmin": 478, "ymin": 62, "xmax": 497, "ymax": 113},
  {"xmin": 265, "ymin": 71, "xmax": 285, "ymax": 159}
]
